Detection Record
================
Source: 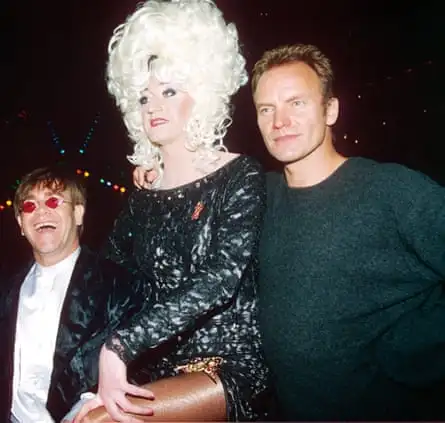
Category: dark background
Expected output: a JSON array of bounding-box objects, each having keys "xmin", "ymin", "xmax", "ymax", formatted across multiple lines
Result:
[{"xmin": 1, "ymin": 0, "xmax": 444, "ymax": 273}]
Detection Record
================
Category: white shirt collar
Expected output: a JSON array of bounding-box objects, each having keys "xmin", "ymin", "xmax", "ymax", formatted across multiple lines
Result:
[
  {"xmin": 35, "ymin": 246, "xmax": 81, "ymax": 276},
  {"xmin": 32, "ymin": 247, "xmax": 81, "ymax": 293},
  {"xmin": 12, "ymin": 246, "xmax": 81, "ymax": 422}
]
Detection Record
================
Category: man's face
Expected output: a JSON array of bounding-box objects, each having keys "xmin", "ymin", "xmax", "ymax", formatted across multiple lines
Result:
[
  {"xmin": 141, "ymin": 77, "xmax": 195, "ymax": 148},
  {"xmin": 254, "ymin": 62, "xmax": 338, "ymax": 165},
  {"xmin": 16, "ymin": 186, "xmax": 84, "ymax": 266}
]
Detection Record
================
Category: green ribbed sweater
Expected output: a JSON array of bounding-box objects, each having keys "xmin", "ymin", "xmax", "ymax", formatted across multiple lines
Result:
[{"xmin": 259, "ymin": 157, "xmax": 445, "ymax": 420}]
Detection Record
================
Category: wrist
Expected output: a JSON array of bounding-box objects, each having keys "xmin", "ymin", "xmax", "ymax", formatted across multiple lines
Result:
[{"xmin": 104, "ymin": 336, "xmax": 131, "ymax": 364}]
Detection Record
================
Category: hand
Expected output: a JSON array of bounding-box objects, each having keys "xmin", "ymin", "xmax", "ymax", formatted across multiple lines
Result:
[
  {"xmin": 74, "ymin": 346, "xmax": 155, "ymax": 422},
  {"xmin": 133, "ymin": 167, "xmax": 157, "ymax": 190},
  {"xmin": 72, "ymin": 404, "xmax": 145, "ymax": 423},
  {"xmin": 72, "ymin": 394, "xmax": 104, "ymax": 423}
]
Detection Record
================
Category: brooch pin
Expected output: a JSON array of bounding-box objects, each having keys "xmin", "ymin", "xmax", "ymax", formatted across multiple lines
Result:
[{"xmin": 191, "ymin": 201, "xmax": 205, "ymax": 220}]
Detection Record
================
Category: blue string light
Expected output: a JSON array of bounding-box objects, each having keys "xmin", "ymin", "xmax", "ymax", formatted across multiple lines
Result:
[{"xmin": 79, "ymin": 112, "xmax": 100, "ymax": 155}]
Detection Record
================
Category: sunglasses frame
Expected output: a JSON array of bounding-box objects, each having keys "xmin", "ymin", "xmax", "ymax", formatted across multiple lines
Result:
[{"xmin": 20, "ymin": 196, "xmax": 72, "ymax": 214}]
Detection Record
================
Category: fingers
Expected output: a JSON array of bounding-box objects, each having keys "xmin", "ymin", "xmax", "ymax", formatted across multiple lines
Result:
[
  {"xmin": 125, "ymin": 384, "xmax": 155, "ymax": 400},
  {"xmin": 145, "ymin": 170, "xmax": 157, "ymax": 184},
  {"xmin": 86, "ymin": 401, "xmax": 151, "ymax": 423},
  {"xmin": 132, "ymin": 167, "xmax": 158, "ymax": 190},
  {"xmin": 76, "ymin": 395, "xmax": 153, "ymax": 423},
  {"xmin": 132, "ymin": 168, "xmax": 151, "ymax": 189},
  {"xmin": 116, "ymin": 397, "xmax": 154, "ymax": 418},
  {"xmin": 75, "ymin": 406, "xmax": 111, "ymax": 423},
  {"xmin": 141, "ymin": 181, "xmax": 151, "ymax": 189},
  {"xmin": 125, "ymin": 417, "xmax": 148, "ymax": 423},
  {"xmin": 104, "ymin": 397, "xmax": 129, "ymax": 422},
  {"xmin": 111, "ymin": 384, "xmax": 154, "ymax": 418},
  {"xmin": 133, "ymin": 175, "xmax": 143, "ymax": 190},
  {"xmin": 73, "ymin": 399, "xmax": 102, "ymax": 423}
]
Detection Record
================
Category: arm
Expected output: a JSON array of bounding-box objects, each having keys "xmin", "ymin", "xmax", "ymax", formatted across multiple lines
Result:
[
  {"xmin": 102, "ymin": 263, "xmax": 152, "ymax": 341},
  {"xmin": 51, "ymin": 257, "xmax": 154, "ymax": 422},
  {"xmin": 101, "ymin": 193, "xmax": 139, "ymax": 272},
  {"xmin": 80, "ymin": 372, "xmax": 226, "ymax": 422},
  {"xmin": 376, "ymin": 165, "xmax": 445, "ymax": 386},
  {"xmin": 76, "ymin": 261, "xmax": 152, "ymax": 389},
  {"xmin": 393, "ymin": 167, "xmax": 445, "ymax": 275}
]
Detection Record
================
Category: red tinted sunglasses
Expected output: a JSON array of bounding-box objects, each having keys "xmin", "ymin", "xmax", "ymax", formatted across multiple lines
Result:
[{"xmin": 21, "ymin": 196, "xmax": 72, "ymax": 214}]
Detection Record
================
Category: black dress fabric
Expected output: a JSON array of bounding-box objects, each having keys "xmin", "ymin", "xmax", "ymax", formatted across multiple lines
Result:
[{"xmin": 104, "ymin": 155, "xmax": 270, "ymax": 420}]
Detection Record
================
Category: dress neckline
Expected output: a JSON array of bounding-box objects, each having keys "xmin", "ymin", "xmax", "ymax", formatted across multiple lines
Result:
[{"xmin": 150, "ymin": 155, "xmax": 244, "ymax": 194}]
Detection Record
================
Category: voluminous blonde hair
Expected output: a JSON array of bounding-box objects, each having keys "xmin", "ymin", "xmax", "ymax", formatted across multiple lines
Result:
[{"xmin": 107, "ymin": 0, "xmax": 247, "ymax": 183}]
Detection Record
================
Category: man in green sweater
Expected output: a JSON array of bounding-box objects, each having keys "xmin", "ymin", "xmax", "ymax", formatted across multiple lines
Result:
[{"xmin": 253, "ymin": 44, "xmax": 445, "ymax": 420}]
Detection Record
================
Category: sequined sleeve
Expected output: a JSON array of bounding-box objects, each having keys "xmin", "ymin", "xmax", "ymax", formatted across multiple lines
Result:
[
  {"xmin": 105, "ymin": 159, "xmax": 266, "ymax": 362},
  {"xmin": 102, "ymin": 194, "xmax": 139, "ymax": 273}
]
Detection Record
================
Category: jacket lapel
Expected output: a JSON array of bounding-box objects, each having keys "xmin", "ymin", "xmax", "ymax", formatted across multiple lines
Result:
[
  {"xmin": 1, "ymin": 265, "xmax": 31, "ymax": 349},
  {"xmin": 49, "ymin": 248, "xmax": 100, "ymax": 387},
  {"xmin": 0, "ymin": 262, "xmax": 33, "ymax": 419}
]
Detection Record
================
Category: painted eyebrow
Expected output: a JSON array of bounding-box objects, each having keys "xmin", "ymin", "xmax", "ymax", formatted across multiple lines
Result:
[{"xmin": 141, "ymin": 82, "xmax": 174, "ymax": 94}]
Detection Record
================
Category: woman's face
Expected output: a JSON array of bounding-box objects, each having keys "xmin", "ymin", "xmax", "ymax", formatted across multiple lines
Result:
[{"xmin": 140, "ymin": 77, "xmax": 195, "ymax": 148}]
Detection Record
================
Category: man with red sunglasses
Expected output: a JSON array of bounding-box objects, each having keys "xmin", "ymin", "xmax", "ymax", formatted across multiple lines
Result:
[{"xmin": 0, "ymin": 166, "xmax": 147, "ymax": 423}]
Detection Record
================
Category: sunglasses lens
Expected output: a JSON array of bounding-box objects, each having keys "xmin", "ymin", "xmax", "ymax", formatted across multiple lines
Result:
[
  {"xmin": 22, "ymin": 201, "xmax": 37, "ymax": 214},
  {"xmin": 46, "ymin": 197, "xmax": 61, "ymax": 209}
]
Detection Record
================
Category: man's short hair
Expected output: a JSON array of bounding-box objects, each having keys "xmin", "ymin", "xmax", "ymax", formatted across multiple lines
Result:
[
  {"xmin": 251, "ymin": 44, "xmax": 334, "ymax": 102},
  {"xmin": 14, "ymin": 166, "xmax": 87, "ymax": 216}
]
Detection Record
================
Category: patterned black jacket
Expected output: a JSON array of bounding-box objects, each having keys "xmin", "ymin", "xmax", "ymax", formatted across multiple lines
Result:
[{"xmin": 0, "ymin": 246, "xmax": 147, "ymax": 422}]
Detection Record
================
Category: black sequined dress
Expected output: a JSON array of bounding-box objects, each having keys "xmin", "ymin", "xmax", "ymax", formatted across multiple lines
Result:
[{"xmin": 103, "ymin": 155, "xmax": 270, "ymax": 420}]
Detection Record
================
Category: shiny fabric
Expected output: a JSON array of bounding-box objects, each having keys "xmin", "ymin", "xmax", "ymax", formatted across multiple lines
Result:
[
  {"xmin": 104, "ymin": 155, "xmax": 270, "ymax": 420},
  {"xmin": 0, "ymin": 247, "xmax": 148, "ymax": 422},
  {"xmin": 12, "ymin": 250, "xmax": 79, "ymax": 422}
]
